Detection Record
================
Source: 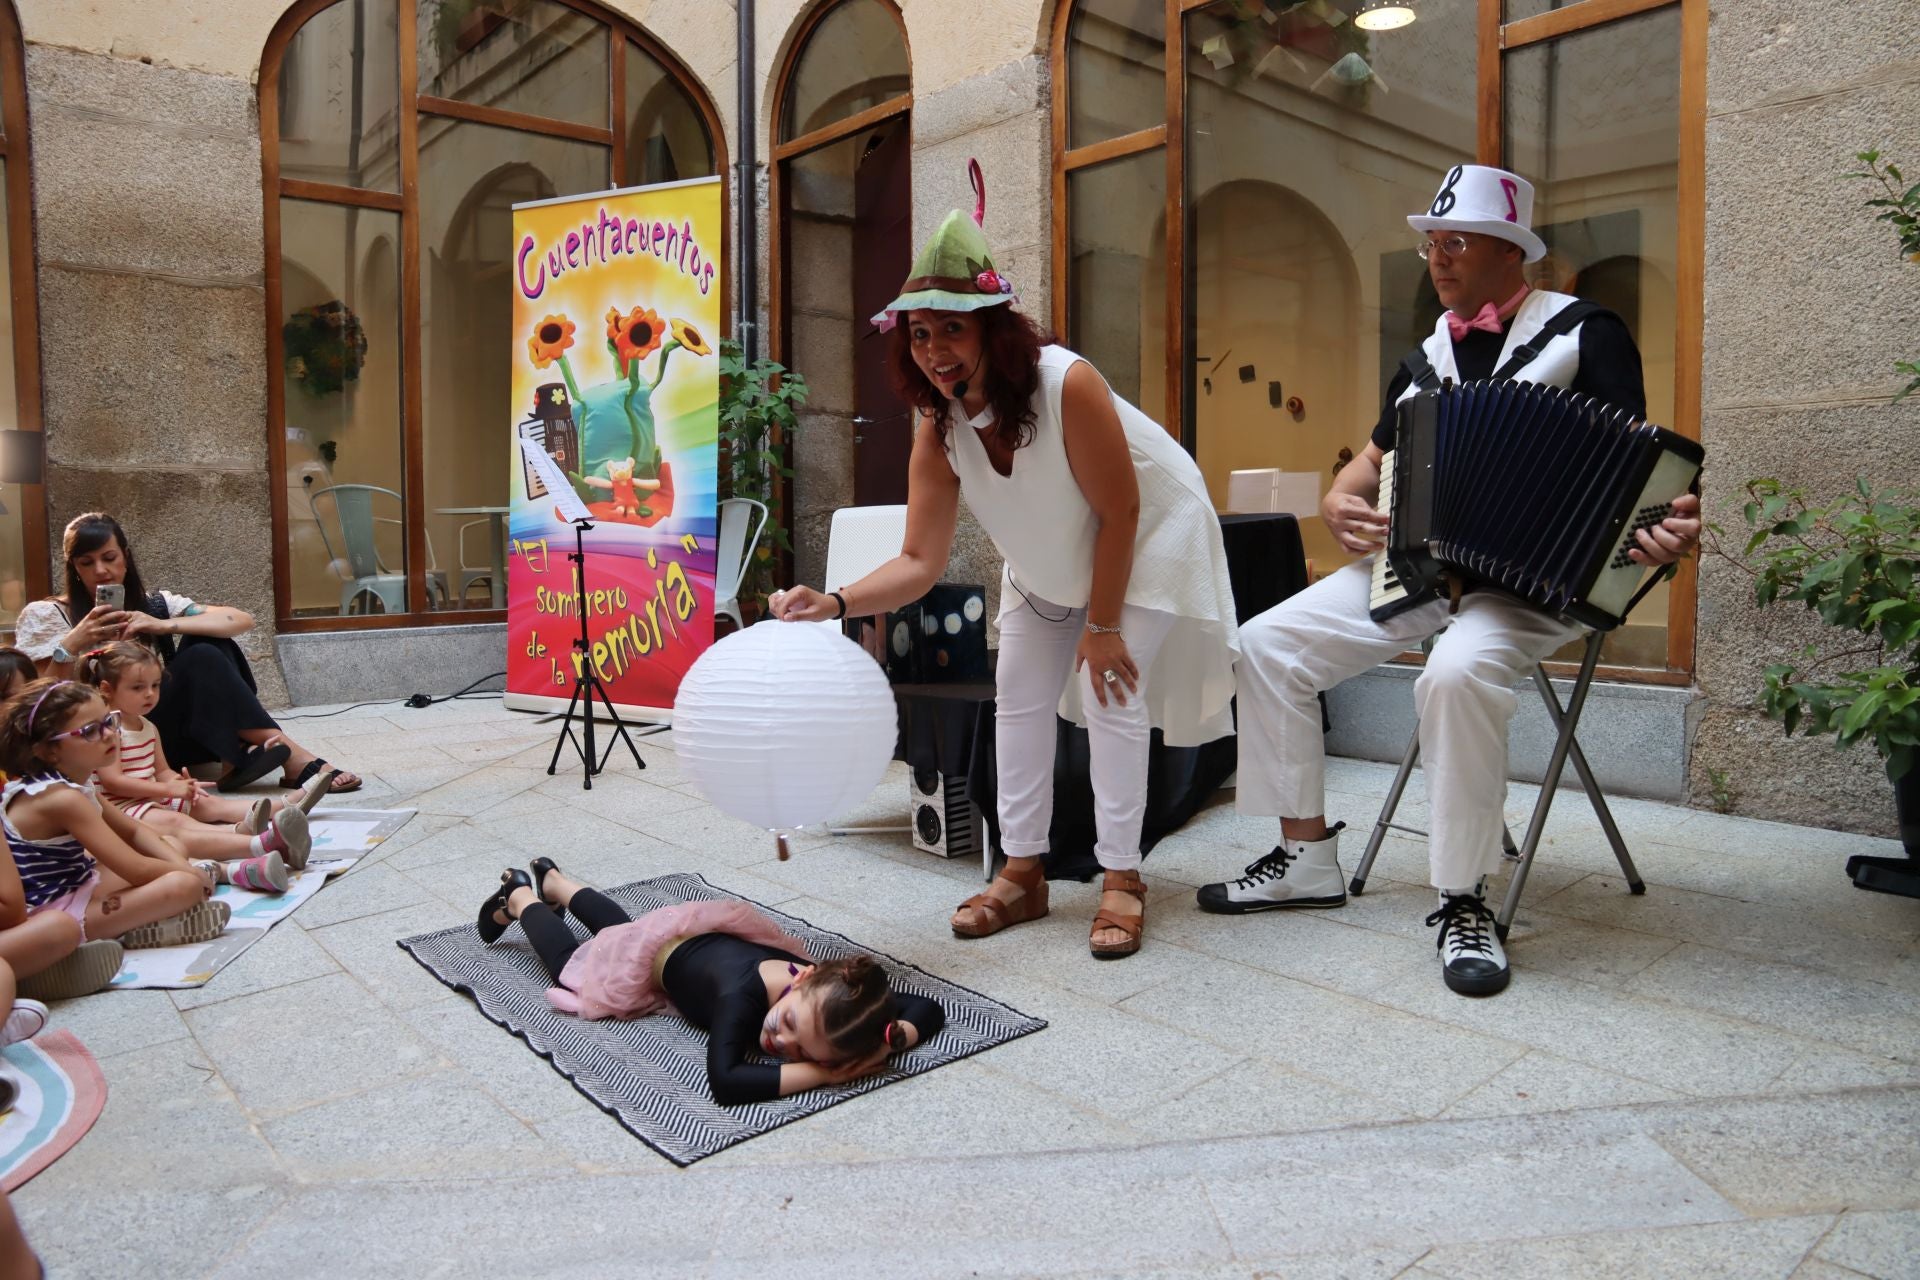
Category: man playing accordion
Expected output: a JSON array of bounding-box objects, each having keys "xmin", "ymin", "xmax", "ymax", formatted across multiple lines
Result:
[{"xmin": 1199, "ymin": 165, "xmax": 1701, "ymax": 997}]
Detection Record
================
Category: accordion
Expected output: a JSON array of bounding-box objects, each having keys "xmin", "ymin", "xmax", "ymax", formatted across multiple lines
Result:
[{"xmin": 1369, "ymin": 381, "xmax": 1703, "ymax": 631}]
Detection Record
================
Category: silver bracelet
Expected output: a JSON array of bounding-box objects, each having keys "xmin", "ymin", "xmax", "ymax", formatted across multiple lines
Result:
[{"xmin": 1085, "ymin": 622, "xmax": 1123, "ymax": 636}]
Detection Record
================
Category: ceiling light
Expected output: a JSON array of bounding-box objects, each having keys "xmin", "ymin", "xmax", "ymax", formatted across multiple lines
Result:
[{"xmin": 1354, "ymin": 1, "xmax": 1417, "ymax": 31}]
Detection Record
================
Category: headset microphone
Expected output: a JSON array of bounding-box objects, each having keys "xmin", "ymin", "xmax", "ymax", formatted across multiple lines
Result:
[{"xmin": 951, "ymin": 357, "xmax": 982, "ymax": 401}]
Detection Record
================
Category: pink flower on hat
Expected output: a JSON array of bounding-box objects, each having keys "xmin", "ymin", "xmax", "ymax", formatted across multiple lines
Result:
[{"xmin": 975, "ymin": 269, "xmax": 1003, "ymax": 294}]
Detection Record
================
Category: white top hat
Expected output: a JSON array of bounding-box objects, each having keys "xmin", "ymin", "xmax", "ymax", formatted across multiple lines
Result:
[{"xmin": 1407, "ymin": 164, "xmax": 1547, "ymax": 263}]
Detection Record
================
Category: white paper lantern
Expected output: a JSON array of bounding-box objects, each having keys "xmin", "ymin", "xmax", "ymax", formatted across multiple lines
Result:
[{"xmin": 673, "ymin": 621, "xmax": 897, "ymax": 855}]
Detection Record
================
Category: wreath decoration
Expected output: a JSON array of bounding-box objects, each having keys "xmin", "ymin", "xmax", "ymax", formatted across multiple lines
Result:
[{"xmin": 282, "ymin": 301, "xmax": 369, "ymax": 398}]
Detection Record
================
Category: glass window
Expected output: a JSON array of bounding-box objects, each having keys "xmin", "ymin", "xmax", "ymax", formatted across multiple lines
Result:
[
  {"xmin": 279, "ymin": 199, "xmax": 409, "ymax": 617},
  {"xmin": 1068, "ymin": 149, "xmax": 1165, "ymax": 411},
  {"xmin": 1506, "ymin": 5, "xmax": 1683, "ymax": 669},
  {"xmin": 780, "ymin": 0, "xmax": 909, "ymax": 142},
  {"xmin": 1183, "ymin": 0, "xmax": 1475, "ymax": 574},
  {"xmin": 277, "ymin": 0, "xmax": 402, "ymax": 192},
  {"xmin": 1067, "ymin": 0, "xmax": 1164, "ymax": 148},
  {"xmin": 1504, "ymin": 0, "xmax": 1578, "ymax": 20},
  {"xmin": 265, "ymin": 0, "xmax": 719, "ymax": 627},
  {"xmin": 417, "ymin": 0, "xmax": 608, "ymax": 127},
  {"xmin": 627, "ymin": 40, "xmax": 713, "ymax": 185},
  {"xmin": 419, "ymin": 122, "xmax": 608, "ymax": 610}
]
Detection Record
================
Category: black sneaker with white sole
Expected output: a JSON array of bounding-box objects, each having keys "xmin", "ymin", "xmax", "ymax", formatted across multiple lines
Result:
[
  {"xmin": 1426, "ymin": 889, "xmax": 1509, "ymax": 995},
  {"xmin": 1196, "ymin": 823, "xmax": 1348, "ymax": 914}
]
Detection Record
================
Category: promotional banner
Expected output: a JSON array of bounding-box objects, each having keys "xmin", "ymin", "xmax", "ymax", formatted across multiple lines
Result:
[{"xmin": 507, "ymin": 177, "xmax": 722, "ymax": 718}]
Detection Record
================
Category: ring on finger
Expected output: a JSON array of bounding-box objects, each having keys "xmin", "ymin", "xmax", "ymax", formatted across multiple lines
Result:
[{"xmin": 1102, "ymin": 669, "xmax": 1120, "ymax": 685}]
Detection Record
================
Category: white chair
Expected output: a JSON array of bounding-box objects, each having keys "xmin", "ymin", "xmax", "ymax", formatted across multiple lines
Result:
[
  {"xmin": 819, "ymin": 505, "xmax": 913, "ymax": 837},
  {"xmin": 714, "ymin": 497, "xmax": 769, "ymax": 629},
  {"xmin": 816, "ymin": 504, "xmax": 910, "ymax": 630}
]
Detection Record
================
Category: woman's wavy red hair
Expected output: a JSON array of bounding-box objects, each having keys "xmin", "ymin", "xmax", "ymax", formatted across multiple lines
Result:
[{"xmin": 887, "ymin": 304, "xmax": 1053, "ymax": 454}]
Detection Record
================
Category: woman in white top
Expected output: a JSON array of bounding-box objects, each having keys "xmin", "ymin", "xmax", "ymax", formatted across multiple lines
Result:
[
  {"xmin": 772, "ymin": 172, "xmax": 1238, "ymax": 958},
  {"xmin": 13, "ymin": 513, "xmax": 360, "ymax": 796}
]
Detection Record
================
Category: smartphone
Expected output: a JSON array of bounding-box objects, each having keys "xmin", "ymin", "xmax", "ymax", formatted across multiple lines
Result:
[{"xmin": 94, "ymin": 583, "xmax": 125, "ymax": 611}]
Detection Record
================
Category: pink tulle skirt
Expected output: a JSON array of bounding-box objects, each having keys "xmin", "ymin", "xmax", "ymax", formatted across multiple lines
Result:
[{"xmin": 546, "ymin": 900, "xmax": 811, "ymax": 1021}]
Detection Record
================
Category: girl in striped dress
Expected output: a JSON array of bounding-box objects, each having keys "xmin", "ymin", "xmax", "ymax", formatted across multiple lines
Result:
[
  {"xmin": 0, "ymin": 679, "xmax": 227, "ymax": 950},
  {"xmin": 82, "ymin": 644, "xmax": 312, "ymax": 894}
]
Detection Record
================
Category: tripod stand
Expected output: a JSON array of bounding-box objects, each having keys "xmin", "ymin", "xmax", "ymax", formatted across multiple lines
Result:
[{"xmin": 546, "ymin": 517, "xmax": 645, "ymax": 789}]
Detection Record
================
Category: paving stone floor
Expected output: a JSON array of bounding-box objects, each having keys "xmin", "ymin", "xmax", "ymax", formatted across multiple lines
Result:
[{"xmin": 14, "ymin": 695, "xmax": 1918, "ymax": 1278}]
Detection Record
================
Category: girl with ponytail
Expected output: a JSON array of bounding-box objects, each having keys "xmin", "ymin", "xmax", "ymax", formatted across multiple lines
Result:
[{"xmin": 475, "ymin": 859, "xmax": 942, "ymax": 1105}]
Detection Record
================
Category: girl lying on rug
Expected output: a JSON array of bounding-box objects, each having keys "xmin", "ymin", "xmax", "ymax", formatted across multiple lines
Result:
[{"xmin": 478, "ymin": 861, "xmax": 946, "ymax": 1105}]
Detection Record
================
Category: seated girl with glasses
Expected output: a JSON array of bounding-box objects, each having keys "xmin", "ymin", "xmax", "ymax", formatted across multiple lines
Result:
[
  {"xmin": 0, "ymin": 679, "xmax": 230, "ymax": 952},
  {"xmin": 478, "ymin": 860, "xmax": 946, "ymax": 1105}
]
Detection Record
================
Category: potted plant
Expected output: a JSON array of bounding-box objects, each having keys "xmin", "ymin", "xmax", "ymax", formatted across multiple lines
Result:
[
  {"xmin": 717, "ymin": 340, "xmax": 807, "ymax": 624},
  {"xmin": 1724, "ymin": 149, "xmax": 1920, "ymax": 896}
]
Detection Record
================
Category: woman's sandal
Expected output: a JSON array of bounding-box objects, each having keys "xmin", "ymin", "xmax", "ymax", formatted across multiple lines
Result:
[
  {"xmin": 283, "ymin": 757, "xmax": 361, "ymax": 795},
  {"xmin": 478, "ymin": 868, "xmax": 534, "ymax": 945},
  {"xmin": 528, "ymin": 857, "xmax": 567, "ymax": 923},
  {"xmin": 952, "ymin": 857, "xmax": 1049, "ymax": 939},
  {"xmin": 1090, "ymin": 869, "xmax": 1147, "ymax": 960}
]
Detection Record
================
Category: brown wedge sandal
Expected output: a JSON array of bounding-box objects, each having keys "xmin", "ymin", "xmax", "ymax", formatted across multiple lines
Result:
[
  {"xmin": 952, "ymin": 857, "xmax": 1050, "ymax": 939},
  {"xmin": 1090, "ymin": 868, "xmax": 1146, "ymax": 959}
]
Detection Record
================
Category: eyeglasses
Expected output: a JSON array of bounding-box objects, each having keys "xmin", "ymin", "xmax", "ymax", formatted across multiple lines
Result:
[
  {"xmin": 1417, "ymin": 235, "xmax": 1473, "ymax": 260},
  {"xmin": 48, "ymin": 710, "xmax": 122, "ymax": 743}
]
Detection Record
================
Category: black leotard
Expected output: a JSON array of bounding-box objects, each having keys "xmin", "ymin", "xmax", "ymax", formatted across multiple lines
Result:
[{"xmin": 662, "ymin": 933, "xmax": 944, "ymax": 1104}]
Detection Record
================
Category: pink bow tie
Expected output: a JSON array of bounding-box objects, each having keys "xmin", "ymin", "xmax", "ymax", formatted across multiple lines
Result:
[{"xmin": 1445, "ymin": 285, "xmax": 1531, "ymax": 341}]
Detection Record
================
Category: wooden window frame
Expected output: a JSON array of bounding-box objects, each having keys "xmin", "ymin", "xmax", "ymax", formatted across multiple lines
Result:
[
  {"xmin": 767, "ymin": 0, "xmax": 912, "ymax": 578},
  {"xmin": 1049, "ymin": 0, "xmax": 1704, "ymax": 684},
  {"xmin": 0, "ymin": 0, "xmax": 47, "ymax": 614},
  {"xmin": 260, "ymin": 0, "xmax": 729, "ymax": 634}
]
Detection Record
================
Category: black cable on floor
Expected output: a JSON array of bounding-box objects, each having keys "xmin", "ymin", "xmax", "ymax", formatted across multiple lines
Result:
[{"xmin": 277, "ymin": 671, "xmax": 508, "ymax": 719}]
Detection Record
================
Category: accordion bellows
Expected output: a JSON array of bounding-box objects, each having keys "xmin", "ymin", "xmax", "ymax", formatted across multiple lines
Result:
[{"xmin": 1371, "ymin": 381, "xmax": 1704, "ymax": 631}]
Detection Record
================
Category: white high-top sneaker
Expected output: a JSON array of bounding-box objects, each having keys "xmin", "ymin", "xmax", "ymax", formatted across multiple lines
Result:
[
  {"xmin": 1197, "ymin": 823, "xmax": 1348, "ymax": 914},
  {"xmin": 1426, "ymin": 883, "xmax": 1509, "ymax": 995}
]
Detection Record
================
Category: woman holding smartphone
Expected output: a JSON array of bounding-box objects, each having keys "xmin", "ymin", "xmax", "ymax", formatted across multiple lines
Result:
[{"xmin": 12, "ymin": 513, "xmax": 359, "ymax": 795}]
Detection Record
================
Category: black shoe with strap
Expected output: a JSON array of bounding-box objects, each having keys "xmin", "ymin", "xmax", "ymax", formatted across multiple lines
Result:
[
  {"xmin": 1426, "ymin": 889, "xmax": 1509, "ymax": 996},
  {"xmin": 478, "ymin": 868, "xmax": 534, "ymax": 945}
]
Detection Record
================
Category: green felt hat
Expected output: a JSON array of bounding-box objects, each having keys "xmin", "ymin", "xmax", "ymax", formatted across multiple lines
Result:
[{"xmin": 872, "ymin": 161, "xmax": 1017, "ymax": 331}]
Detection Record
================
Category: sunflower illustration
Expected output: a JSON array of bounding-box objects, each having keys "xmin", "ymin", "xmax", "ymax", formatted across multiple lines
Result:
[
  {"xmin": 669, "ymin": 318, "xmax": 712, "ymax": 357},
  {"xmin": 607, "ymin": 306, "xmax": 664, "ymax": 368},
  {"xmin": 526, "ymin": 314, "xmax": 576, "ymax": 369}
]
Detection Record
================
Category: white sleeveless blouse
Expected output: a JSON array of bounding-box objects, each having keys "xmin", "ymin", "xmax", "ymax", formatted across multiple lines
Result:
[{"xmin": 946, "ymin": 345, "xmax": 1239, "ymax": 747}]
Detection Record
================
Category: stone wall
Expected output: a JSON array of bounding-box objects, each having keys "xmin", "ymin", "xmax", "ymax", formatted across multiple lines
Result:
[
  {"xmin": 1693, "ymin": 0, "xmax": 1920, "ymax": 833},
  {"xmin": 24, "ymin": 43, "xmax": 288, "ymax": 704}
]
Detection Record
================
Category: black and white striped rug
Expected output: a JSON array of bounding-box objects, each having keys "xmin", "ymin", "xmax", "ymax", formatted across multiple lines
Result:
[{"xmin": 397, "ymin": 872, "xmax": 1047, "ymax": 1166}]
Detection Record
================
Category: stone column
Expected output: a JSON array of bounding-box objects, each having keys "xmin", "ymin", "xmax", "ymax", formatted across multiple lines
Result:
[
  {"xmin": 27, "ymin": 46, "xmax": 287, "ymax": 705},
  {"xmin": 1692, "ymin": 0, "xmax": 1920, "ymax": 833}
]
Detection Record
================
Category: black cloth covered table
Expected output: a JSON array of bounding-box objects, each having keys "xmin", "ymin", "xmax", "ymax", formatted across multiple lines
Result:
[{"xmin": 891, "ymin": 513, "xmax": 1312, "ymax": 881}]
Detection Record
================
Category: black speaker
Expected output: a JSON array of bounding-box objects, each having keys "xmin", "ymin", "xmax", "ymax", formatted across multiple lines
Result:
[
  {"xmin": 910, "ymin": 766, "xmax": 983, "ymax": 859},
  {"xmin": 886, "ymin": 582, "xmax": 989, "ymax": 683}
]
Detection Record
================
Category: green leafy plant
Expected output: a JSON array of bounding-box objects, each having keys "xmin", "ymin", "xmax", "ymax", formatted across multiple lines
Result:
[
  {"xmin": 1848, "ymin": 148, "xmax": 1920, "ymax": 402},
  {"xmin": 717, "ymin": 340, "xmax": 807, "ymax": 614},
  {"xmin": 1734, "ymin": 478, "xmax": 1920, "ymax": 782}
]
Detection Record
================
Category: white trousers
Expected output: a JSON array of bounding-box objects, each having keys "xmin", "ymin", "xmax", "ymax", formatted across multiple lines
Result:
[
  {"xmin": 996, "ymin": 592, "xmax": 1177, "ymax": 872},
  {"xmin": 1235, "ymin": 559, "xmax": 1581, "ymax": 891}
]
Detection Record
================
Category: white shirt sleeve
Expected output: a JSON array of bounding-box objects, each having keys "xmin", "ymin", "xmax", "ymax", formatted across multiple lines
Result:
[
  {"xmin": 157, "ymin": 590, "xmax": 199, "ymax": 618},
  {"xmin": 11, "ymin": 601, "xmax": 74, "ymax": 660}
]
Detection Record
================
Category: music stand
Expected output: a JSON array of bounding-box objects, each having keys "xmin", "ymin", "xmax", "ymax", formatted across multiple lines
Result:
[
  {"xmin": 518, "ymin": 436, "xmax": 646, "ymax": 790},
  {"xmin": 545, "ymin": 515, "xmax": 646, "ymax": 789}
]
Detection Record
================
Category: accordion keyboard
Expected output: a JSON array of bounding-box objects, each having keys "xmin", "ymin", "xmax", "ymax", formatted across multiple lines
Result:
[{"xmin": 1367, "ymin": 449, "xmax": 1406, "ymax": 614}]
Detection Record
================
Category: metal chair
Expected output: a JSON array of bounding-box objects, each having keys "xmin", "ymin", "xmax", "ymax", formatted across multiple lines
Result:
[
  {"xmin": 455, "ymin": 520, "xmax": 496, "ymax": 605},
  {"xmin": 713, "ymin": 497, "xmax": 769, "ymax": 630},
  {"xmin": 307, "ymin": 483, "xmax": 449, "ymax": 614},
  {"xmin": 1348, "ymin": 629, "xmax": 1646, "ymax": 939}
]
